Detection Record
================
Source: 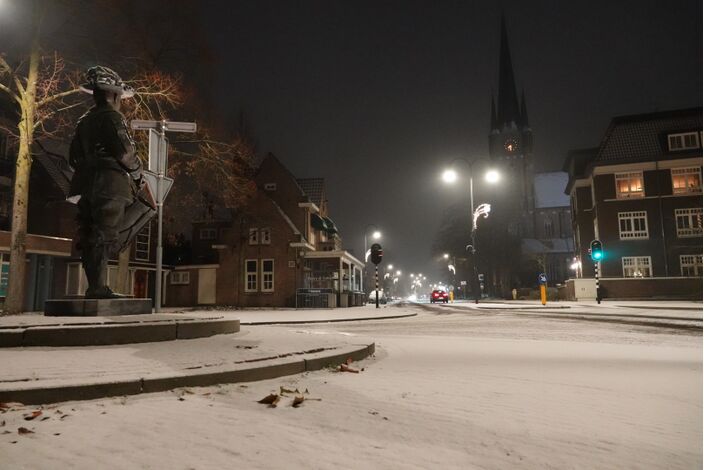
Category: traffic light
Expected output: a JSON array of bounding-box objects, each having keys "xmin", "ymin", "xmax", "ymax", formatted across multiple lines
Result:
[
  {"xmin": 370, "ymin": 243, "xmax": 383, "ymax": 265},
  {"xmin": 589, "ymin": 239, "xmax": 603, "ymax": 261}
]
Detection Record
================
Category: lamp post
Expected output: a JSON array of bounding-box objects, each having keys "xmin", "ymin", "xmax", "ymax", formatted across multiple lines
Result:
[
  {"xmin": 362, "ymin": 225, "xmax": 380, "ymax": 294},
  {"xmin": 442, "ymin": 159, "xmax": 500, "ymax": 303}
]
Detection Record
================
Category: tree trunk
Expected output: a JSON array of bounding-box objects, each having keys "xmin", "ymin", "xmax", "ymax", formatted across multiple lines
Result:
[
  {"xmin": 5, "ymin": 25, "xmax": 41, "ymax": 314},
  {"xmin": 116, "ymin": 245, "xmax": 131, "ymax": 295}
]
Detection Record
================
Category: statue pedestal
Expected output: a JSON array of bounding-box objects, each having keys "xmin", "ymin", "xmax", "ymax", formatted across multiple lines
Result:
[{"xmin": 44, "ymin": 298, "xmax": 153, "ymax": 317}]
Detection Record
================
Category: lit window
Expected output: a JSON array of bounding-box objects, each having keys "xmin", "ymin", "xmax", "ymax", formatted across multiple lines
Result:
[
  {"xmin": 680, "ymin": 255, "xmax": 703, "ymax": 277},
  {"xmin": 200, "ymin": 228, "xmax": 217, "ymax": 240},
  {"xmin": 675, "ymin": 208, "xmax": 703, "ymax": 237},
  {"xmin": 671, "ymin": 167, "xmax": 702, "ymax": 194},
  {"xmin": 260, "ymin": 228, "xmax": 271, "ymax": 245},
  {"xmin": 618, "ymin": 211, "xmax": 649, "ymax": 239},
  {"xmin": 261, "ymin": 259, "xmax": 274, "ymax": 292},
  {"xmin": 668, "ymin": 132, "xmax": 700, "ymax": 151},
  {"xmin": 135, "ymin": 223, "xmax": 151, "ymax": 261},
  {"xmin": 615, "ymin": 172, "xmax": 644, "ymax": 199},
  {"xmin": 245, "ymin": 259, "xmax": 258, "ymax": 292},
  {"xmin": 171, "ymin": 271, "xmax": 190, "ymax": 285},
  {"xmin": 248, "ymin": 228, "xmax": 259, "ymax": 245},
  {"xmin": 622, "ymin": 256, "xmax": 652, "ymax": 278}
]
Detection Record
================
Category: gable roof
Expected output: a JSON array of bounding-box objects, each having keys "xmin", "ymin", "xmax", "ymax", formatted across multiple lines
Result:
[
  {"xmin": 594, "ymin": 107, "xmax": 702, "ymax": 164},
  {"xmin": 296, "ymin": 178, "xmax": 325, "ymax": 206}
]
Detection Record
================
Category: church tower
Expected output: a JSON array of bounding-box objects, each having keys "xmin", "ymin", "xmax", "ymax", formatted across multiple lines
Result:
[{"xmin": 488, "ymin": 16, "xmax": 535, "ymax": 237}]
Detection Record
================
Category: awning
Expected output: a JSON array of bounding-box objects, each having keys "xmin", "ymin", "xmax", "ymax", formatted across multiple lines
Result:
[
  {"xmin": 311, "ymin": 213, "xmax": 328, "ymax": 231},
  {"xmin": 323, "ymin": 217, "xmax": 338, "ymax": 235}
]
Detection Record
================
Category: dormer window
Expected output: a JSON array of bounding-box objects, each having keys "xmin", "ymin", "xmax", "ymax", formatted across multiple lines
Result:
[
  {"xmin": 615, "ymin": 172, "xmax": 644, "ymax": 199},
  {"xmin": 668, "ymin": 132, "xmax": 700, "ymax": 151},
  {"xmin": 249, "ymin": 228, "xmax": 259, "ymax": 245}
]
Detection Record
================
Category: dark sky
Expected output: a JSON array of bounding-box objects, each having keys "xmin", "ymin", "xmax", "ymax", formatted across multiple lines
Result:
[{"xmin": 166, "ymin": 1, "xmax": 702, "ymax": 274}]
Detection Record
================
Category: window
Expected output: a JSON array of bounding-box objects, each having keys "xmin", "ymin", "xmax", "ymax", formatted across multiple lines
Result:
[
  {"xmin": 615, "ymin": 172, "xmax": 644, "ymax": 199},
  {"xmin": 171, "ymin": 271, "xmax": 190, "ymax": 285},
  {"xmin": 622, "ymin": 256, "xmax": 652, "ymax": 278},
  {"xmin": 668, "ymin": 132, "xmax": 700, "ymax": 151},
  {"xmin": 543, "ymin": 219, "xmax": 554, "ymax": 238},
  {"xmin": 675, "ymin": 208, "xmax": 703, "ymax": 237},
  {"xmin": 0, "ymin": 253, "xmax": 9, "ymax": 297},
  {"xmin": 671, "ymin": 167, "xmax": 702, "ymax": 194},
  {"xmin": 135, "ymin": 224, "xmax": 151, "ymax": 261},
  {"xmin": 248, "ymin": 228, "xmax": 259, "ymax": 245},
  {"xmin": 66, "ymin": 262, "xmax": 88, "ymax": 295},
  {"xmin": 264, "ymin": 183, "xmax": 277, "ymax": 191},
  {"xmin": 680, "ymin": 255, "xmax": 703, "ymax": 277},
  {"xmin": 260, "ymin": 228, "xmax": 271, "ymax": 245},
  {"xmin": 245, "ymin": 259, "xmax": 258, "ymax": 292},
  {"xmin": 618, "ymin": 211, "xmax": 649, "ymax": 239},
  {"xmin": 200, "ymin": 228, "xmax": 217, "ymax": 240},
  {"xmin": 261, "ymin": 259, "xmax": 274, "ymax": 292}
]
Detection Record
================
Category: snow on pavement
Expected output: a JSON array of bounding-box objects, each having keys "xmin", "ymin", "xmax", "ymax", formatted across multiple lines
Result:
[{"xmin": 0, "ymin": 306, "xmax": 700, "ymax": 469}]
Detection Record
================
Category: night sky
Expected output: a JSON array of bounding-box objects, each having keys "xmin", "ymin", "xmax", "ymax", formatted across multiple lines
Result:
[{"xmin": 198, "ymin": 0, "xmax": 701, "ymax": 275}]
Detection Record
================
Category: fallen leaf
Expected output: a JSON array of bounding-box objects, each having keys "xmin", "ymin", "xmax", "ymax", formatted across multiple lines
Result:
[
  {"xmin": 257, "ymin": 393, "xmax": 280, "ymax": 407},
  {"xmin": 40, "ymin": 416, "xmax": 50, "ymax": 421},
  {"xmin": 23, "ymin": 411, "xmax": 42, "ymax": 421},
  {"xmin": 338, "ymin": 364, "xmax": 359, "ymax": 374},
  {"xmin": 178, "ymin": 397, "xmax": 185, "ymax": 402},
  {"xmin": 10, "ymin": 441, "xmax": 17, "ymax": 444},
  {"xmin": 17, "ymin": 427, "xmax": 34, "ymax": 435},
  {"xmin": 54, "ymin": 433, "xmax": 61, "ymax": 436},
  {"xmin": 292, "ymin": 395, "xmax": 305, "ymax": 408},
  {"xmin": 59, "ymin": 414, "xmax": 70, "ymax": 420}
]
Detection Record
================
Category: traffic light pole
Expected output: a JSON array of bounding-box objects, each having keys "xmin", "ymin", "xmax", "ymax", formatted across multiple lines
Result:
[
  {"xmin": 594, "ymin": 260, "xmax": 601, "ymax": 304},
  {"xmin": 375, "ymin": 266, "xmax": 379, "ymax": 309}
]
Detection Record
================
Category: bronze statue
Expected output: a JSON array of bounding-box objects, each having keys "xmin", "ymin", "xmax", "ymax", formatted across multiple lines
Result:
[{"xmin": 68, "ymin": 66, "xmax": 144, "ymax": 299}]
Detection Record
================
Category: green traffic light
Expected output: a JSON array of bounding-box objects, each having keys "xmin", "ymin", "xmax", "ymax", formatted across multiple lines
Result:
[{"xmin": 593, "ymin": 252, "xmax": 603, "ymax": 260}]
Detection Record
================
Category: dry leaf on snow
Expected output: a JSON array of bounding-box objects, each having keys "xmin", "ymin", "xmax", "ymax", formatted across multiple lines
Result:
[
  {"xmin": 338, "ymin": 364, "xmax": 359, "ymax": 373},
  {"xmin": 292, "ymin": 395, "xmax": 305, "ymax": 408},
  {"xmin": 23, "ymin": 411, "xmax": 42, "ymax": 421},
  {"xmin": 17, "ymin": 427, "xmax": 34, "ymax": 435},
  {"xmin": 257, "ymin": 393, "xmax": 281, "ymax": 407}
]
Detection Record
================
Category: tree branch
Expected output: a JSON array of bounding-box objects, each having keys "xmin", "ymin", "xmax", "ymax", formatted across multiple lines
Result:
[
  {"xmin": 36, "ymin": 87, "xmax": 81, "ymax": 107},
  {"xmin": 0, "ymin": 82, "xmax": 21, "ymax": 105}
]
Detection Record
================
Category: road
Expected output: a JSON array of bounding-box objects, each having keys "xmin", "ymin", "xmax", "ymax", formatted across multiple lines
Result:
[{"xmin": 1, "ymin": 302, "xmax": 701, "ymax": 469}]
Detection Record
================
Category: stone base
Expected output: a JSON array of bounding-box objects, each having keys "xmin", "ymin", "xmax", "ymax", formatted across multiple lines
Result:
[{"xmin": 44, "ymin": 298, "xmax": 153, "ymax": 317}]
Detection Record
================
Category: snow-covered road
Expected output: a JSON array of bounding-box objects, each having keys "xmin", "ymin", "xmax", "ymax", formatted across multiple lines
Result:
[{"xmin": 1, "ymin": 305, "xmax": 701, "ymax": 469}]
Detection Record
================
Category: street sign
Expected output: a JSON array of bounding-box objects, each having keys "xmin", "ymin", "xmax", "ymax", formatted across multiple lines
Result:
[
  {"xmin": 131, "ymin": 119, "xmax": 197, "ymax": 133},
  {"xmin": 538, "ymin": 273, "xmax": 548, "ymax": 284},
  {"xmin": 142, "ymin": 171, "xmax": 174, "ymax": 203}
]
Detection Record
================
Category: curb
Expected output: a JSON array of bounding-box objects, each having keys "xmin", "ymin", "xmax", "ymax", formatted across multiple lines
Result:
[
  {"xmin": 0, "ymin": 343, "xmax": 375, "ymax": 405},
  {"xmin": 241, "ymin": 312, "xmax": 417, "ymax": 325},
  {"xmin": 0, "ymin": 319, "xmax": 240, "ymax": 348}
]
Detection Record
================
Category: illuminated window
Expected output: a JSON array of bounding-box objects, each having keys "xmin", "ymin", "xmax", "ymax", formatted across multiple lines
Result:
[
  {"xmin": 245, "ymin": 259, "xmax": 258, "ymax": 292},
  {"xmin": 622, "ymin": 256, "xmax": 651, "ymax": 278},
  {"xmin": 170, "ymin": 271, "xmax": 190, "ymax": 285},
  {"xmin": 668, "ymin": 132, "xmax": 700, "ymax": 151},
  {"xmin": 680, "ymin": 255, "xmax": 703, "ymax": 277},
  {"xmin": 248, "ymin": 228, "xmax": 259, "ymax": 245},
  {"xmin": 675, "ymin": 208, "xmax": 703, "ymax": 237},
  {"xmin": 671, "ymin": 167, "xmax": 702, "ymax": 194},
  {"xmin": 135, "ymin": 224, "xmax": 151, "ymax": 261},
  {"xmin": 618, "ymin": 211, "xmax": 649, "ymax": 239},
  {"xmin": 261, "ymin": 259, "xmax": 274, "ymax": 292},
  {"xmin": 615, "ymin": 172, "xmax": 644, "ymax": 199}
]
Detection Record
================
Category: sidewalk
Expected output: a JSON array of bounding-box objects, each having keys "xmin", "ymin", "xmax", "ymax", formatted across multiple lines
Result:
[{"xmin": 0, "ymin": 305, "xmax": 409, "ymax": 404}]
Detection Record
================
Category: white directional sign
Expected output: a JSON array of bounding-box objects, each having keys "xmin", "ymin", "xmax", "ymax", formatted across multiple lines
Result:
[{"xmin": 142, "ymin": 170, "xmax": 173, "ymax": 203}]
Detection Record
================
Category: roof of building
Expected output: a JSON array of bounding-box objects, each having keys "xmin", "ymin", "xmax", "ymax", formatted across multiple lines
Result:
[
  {"xmin": 534, "ymin": 172, "xmax": 569, "ymax": 208},
  {"xmin": 296, "ymin": 178, "xmax": 325, "ymax": 206},
  {"xmin": 595, "ymin": 107, "xmax": 702, "ymax": 164}
]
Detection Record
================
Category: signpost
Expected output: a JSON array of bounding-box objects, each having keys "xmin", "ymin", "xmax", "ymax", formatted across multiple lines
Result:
[
  {"xmin": 589, "ymin": 239, "xmax": 603, "ymax": 304},
  {"xmin": 538, "ymin": 272, "xmax": 548, "ymax": 305},
  {"xmin": 131, "ymin": 120, "xmax": 197, "ymax": 312}
]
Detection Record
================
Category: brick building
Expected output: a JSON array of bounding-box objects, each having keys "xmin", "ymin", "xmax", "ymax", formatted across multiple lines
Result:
[
  {"xmin": 166, "ymin": 153, "xmax": 364, "ymax": 308},
  {"xmin": 563, "ymin": 107, "xmax": 702, "ymax": 299}
]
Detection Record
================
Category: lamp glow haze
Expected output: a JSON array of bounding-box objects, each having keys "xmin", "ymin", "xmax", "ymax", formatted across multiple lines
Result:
[
  {"xmin": 485, "ymin": 169, "xmax": 500, "ymax": 184},
  {"xmin": 442, "ymin": 169, "xmax": 458, "ymax": 184},
  {"xmin": 372, "ymin": 231, "xmax": 381, "ymax": 239}
]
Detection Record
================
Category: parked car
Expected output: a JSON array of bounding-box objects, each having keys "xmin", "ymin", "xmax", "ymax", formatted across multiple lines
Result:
[{"xmin": 430, "ymin": 289, "xmax": 449, "ymax": 303}]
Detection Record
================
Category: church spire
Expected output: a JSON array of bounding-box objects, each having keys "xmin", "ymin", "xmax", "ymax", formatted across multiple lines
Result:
[
  {"xmin": 520, "ymin": 90, "xmax": 530, "ymax": 129},
  {"xmin": 497, "ymin": 15, "xmax": 520, "ymax": 128}
]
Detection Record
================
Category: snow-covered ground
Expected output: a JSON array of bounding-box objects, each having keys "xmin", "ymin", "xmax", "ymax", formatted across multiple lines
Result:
[{"xmin": 1, "ymin": 305, "xmax": 701, "ymax": 469}]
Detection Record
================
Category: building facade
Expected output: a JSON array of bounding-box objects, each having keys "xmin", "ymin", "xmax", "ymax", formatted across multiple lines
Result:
[
  {"xmin": 166, "ymin": 153, "xmax": 364, "ymax": 308},
  {"xmin": 564, "ymin": 107, "xmax": 702, "ymax": 299}
]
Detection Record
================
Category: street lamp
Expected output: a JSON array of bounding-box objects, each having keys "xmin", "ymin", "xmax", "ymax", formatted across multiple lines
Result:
[{"xmin": 441, "ymin": 158, "xmax": 501, "ymax": 303}]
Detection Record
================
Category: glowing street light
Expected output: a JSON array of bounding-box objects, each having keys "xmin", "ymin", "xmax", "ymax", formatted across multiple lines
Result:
[{"xmin": 441, "ymin": 169, "xmax": 458, "ymax": 184}]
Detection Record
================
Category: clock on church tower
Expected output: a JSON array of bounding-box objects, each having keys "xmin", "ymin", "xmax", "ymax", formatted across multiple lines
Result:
[{"xmin": 504, "ymin": 137, "xmax": 519, "ymax": 154}]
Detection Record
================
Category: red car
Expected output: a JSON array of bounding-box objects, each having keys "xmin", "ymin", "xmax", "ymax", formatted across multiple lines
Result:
[{"xmin": 430, "ymin": 290, "xmax": 449, "ymax": 303}]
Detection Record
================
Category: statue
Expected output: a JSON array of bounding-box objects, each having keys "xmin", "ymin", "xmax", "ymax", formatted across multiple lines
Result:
[{"xmin": 68, "ymin": 66, "xmax": 146, "ymax": 299}]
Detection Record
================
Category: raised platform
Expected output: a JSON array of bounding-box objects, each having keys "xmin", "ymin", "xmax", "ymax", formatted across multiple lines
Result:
[
  {"xmin": 45, "ymin": 298, "xmax": 153, "ymax": 316},
  {"xmin": 0, "ymin": 314, "xmax": 240, "ymax": 347}
]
